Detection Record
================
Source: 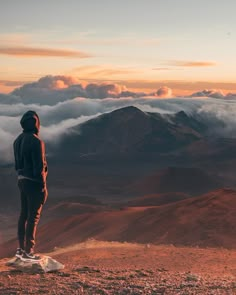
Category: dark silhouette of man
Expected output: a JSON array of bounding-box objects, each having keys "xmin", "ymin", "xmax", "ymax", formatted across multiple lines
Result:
[{"xmin": 13, "ymin": 110, "xmax": 48, "ymax": 260}]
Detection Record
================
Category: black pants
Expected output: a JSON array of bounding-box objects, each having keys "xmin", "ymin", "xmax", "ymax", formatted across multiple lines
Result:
[{"xmin": 17, "ymin": 179, "xmax": 47, "ymax": 253}]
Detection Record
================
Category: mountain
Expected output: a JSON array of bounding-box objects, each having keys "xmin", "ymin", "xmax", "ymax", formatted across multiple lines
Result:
[
  {"xmin": 52, "ymin": 106, "xmax": 207, "ymax": 158},
  {"xmin": 0, "ymin": 106, "xmax": 228, "ymax": 210}
]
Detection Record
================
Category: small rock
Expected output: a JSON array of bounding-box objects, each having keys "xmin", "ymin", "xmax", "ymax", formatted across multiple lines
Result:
[
  {"xmin": 186, "ymin": 273, "xmax": 199, "ymax": 282},
  {"xmin": 157, "ymin": 267, "xmax": 168, "ymax": 272},
  {"xmin": 6, "ymin": 255, "xmax": 64, "ymax": 273}
]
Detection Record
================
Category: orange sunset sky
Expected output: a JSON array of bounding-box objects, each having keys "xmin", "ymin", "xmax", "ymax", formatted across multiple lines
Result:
[{"xmin": 1, "ymin": 0, "xmax": 236, "ymax": 96}]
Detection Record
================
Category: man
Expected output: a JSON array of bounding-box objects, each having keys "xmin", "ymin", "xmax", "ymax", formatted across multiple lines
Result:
[{"xmin": 13, "ymin": 110, "xmax": 48, "ymax": 261}]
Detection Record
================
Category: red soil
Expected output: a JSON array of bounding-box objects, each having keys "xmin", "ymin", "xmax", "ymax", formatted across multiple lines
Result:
[
  {"xmin": 126, "ymin": 192, "xmax": 190, "ymax": 207},
  {"xmin": 0, "ymin": 241, "xmax": 235, "ymax": 294},
  {"xmin": 1, "ymin": 188, "xmax": 235, "ymax": 259}
]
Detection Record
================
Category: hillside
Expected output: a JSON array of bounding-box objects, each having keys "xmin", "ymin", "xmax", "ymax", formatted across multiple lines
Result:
[
  {"xmin": 0, "ymin": 241, "xmax": 235, "ymax": 294},
  {"xmin": 53, "ymin": 106, "xmax": 206, "ymax": 157},
  {"xmin": 1, "ymin": 188, "xmax": 235, "ymax": 258},
  {"xmin": 126, "ymin": 192, "xmax": 190, "ymax": 207},
  {"xmin": 128, "ymin": 166, "xmax": 222, "ymax": 196}
]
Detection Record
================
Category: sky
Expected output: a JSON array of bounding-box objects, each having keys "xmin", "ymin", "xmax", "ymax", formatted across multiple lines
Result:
[{"xmin": 1, "ymin": 0, "xmax": 236, "ymax": 95}]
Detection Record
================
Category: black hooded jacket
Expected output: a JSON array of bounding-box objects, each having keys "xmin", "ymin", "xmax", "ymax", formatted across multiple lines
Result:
[{"xmin": 13, "ymin": 111, "xmax": 48, "ymax": 185}]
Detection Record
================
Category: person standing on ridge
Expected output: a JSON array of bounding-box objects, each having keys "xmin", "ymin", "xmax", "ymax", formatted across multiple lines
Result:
[{"xmin": 13, "ymin": 110, "xmax": 48, "ymax": 261}]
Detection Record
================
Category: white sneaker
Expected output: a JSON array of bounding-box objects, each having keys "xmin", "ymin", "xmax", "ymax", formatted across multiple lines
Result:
[
  {"xmin": 21, "ymin": 252, "xmax": 42, "ymax": 261},
  {"xmin": 15, "ymin": 248, "xmax": 25, "ymax": 258}
]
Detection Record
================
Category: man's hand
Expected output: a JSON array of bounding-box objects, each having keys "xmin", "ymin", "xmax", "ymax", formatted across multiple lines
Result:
[{"xmin": 41, "ymin": 185, "xmax": 48, "ymax": 205}]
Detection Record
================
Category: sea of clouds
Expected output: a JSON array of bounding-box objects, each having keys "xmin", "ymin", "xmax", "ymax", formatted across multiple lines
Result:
[{"xmin": 1, "ymin": 75, "xmax": 236, "ymax": 164}]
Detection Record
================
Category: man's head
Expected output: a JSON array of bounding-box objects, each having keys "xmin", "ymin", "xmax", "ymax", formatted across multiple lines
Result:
[{"xmin": 20, "ymin": 110, "xmax": 40, "ymax": 134}]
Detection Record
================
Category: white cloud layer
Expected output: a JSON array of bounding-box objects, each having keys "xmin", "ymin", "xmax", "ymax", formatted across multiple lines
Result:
[{"xmin": 1, "ymin": 76, "xmax": 236, "ymax": 164}]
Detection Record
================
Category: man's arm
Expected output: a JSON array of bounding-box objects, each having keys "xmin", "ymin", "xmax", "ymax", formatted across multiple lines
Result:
[
  {"xmin": 13, "ymin": 140, "xmax": 18, "ymax": 171},
  {"xmin": 31, "ymin": 138, "xmax": 48, "ymax": 185},
  {"xmin": 13, "ymin": 138, "xmax": 22, "ymax": 172}
]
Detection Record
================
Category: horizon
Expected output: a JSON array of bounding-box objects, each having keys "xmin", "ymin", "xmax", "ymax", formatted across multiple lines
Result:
[{"xmin": 1, "ymin": 0, "xmax": 236, "ymax": 95}]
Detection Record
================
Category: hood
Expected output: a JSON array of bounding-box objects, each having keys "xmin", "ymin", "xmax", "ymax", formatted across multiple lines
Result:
[{"xmin": 20, "ymin": 110, "xmax": 40, "ymax": 134}]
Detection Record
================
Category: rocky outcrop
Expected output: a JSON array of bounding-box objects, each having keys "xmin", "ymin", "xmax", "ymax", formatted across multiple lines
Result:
[{"xmin": 6, "ymin": 255, "xmax": 64, "ymax": 273}]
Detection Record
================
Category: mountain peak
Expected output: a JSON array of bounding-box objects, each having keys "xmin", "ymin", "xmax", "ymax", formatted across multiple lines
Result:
[
  {"xmin": 110, "ymin": 106, "xmax": 145, "ymax": 116},
  {"xmin": 175, "ymin": 110, "xmax": 188, "ymax": 118}
]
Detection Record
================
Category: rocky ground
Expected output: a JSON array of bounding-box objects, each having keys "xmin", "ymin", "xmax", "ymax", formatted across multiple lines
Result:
[{"xmin": 0, "ymin": 240, "xmax": 235, "ymax": 294}]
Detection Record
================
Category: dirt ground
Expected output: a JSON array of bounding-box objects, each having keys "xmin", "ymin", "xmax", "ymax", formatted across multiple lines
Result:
[{"xmin": 0, "ymin": 240, "xmax": 235, "ymax": 294}]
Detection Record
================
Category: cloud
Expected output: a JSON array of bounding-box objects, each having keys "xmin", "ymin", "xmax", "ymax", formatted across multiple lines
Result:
[
  {"xmin": 85, "ymin": 83, "xmax": 127, "ymax": 98},
  {"xmin": 10, "ymin": 75, "xmax": 176, "ymax": 104},
  {"xmin": 156, "ymin": 86, "xmax": 172, "ymax": 97},
  {"xmin": 0, "ymin": 128, "xmax": 15, "ymax": 163},
  {"xmin": 0, "ymin": 80, "xmax": 27, "ymax": 87},
  {"xmin": 191, "ymin": 89, "xmax": 225, "ymax": 98},
  {"xmin": 56, "ymin": 36, "xmax": 160, "ymax": 47},
  {"xmin": 122, "ymin": 80, "xmax": 236, "ymax": 94},
  {"xmin": 70, "ymin": 65, "xmax": 139, "ymax": 80},
  {"xmin": 10, "ymin": 75, "xmax": 141, "ymax": 104},
  {"xmin": 3, "ymin": 75, "xmax": 236, "ymax": 105},
  {"xmin": 223, "ymin": 93, "xmax": 236, "ymax": 100},
  {"xmin": 0, "ymin": 93, "xmax": 21, "ymax": 104},
  {"xmin": 4, "ymin": 74, "xmax": 236, "ymax": 105},
  {"xmin": 29, "ymin": 75, "xmax": 81, "ymax": 90},
  {"xmin": 167, "ymin": 60, "xmax": 216, "ymax": 67},
  {"xmin": 80, "ymin": 67, "xmax": 135, "ymax": 77},
  {"xmin": 152, "ymin": 68, "xmax": 172, "ymax": 71},
  {"xmin": 0, "ymin": 33, "xmax": 30, "ymax": 45},
  {"xmin": 4, "ymin": 75, "xmax": 236, "ymax": 99},
  {"xmin": 40, "ymin": 114, "xmax": 102, "ymax": 143},
  {"xmin": 0, "ymin": 115, "xmax": 20, "ymax": 163},
  {"xmin": 0, "ymin": 46, "xmax": 91, "ymax": 58},
  {"xmin": 11, "ymin": 76, "xmax": 86, "ymax": 105},
  {"xmin": 2, "ymin": 76, "xmax": 236, "ymax": 165}
]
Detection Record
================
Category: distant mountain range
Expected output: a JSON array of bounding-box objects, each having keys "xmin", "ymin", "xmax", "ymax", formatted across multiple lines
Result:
[
  {"xmin": 2, "ymin": 105, "xmax": 236, "ymax": 209},
  {"xmin": 49, "ymin": 105, "xmax": 236, "ymax": 171},
  {"xmin": 53, "ymin": 106, "xmax": 207, "ymax": 157}
]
